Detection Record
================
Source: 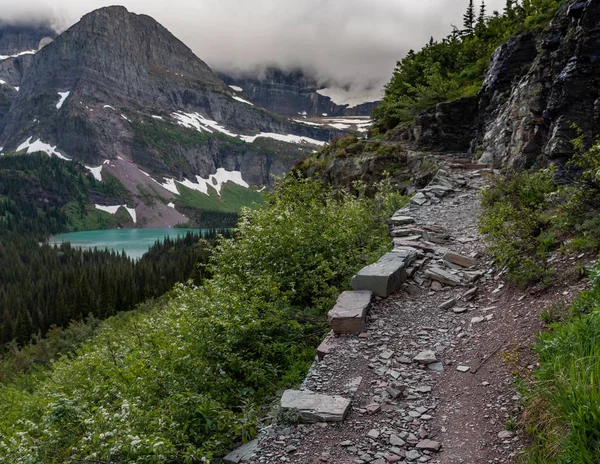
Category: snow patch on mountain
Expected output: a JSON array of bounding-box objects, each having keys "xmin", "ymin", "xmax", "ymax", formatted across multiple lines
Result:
[
  {"xmin": 229, "ymin": 85, "xmax": 243, "ymax": 92},
  {"xmin": 232, "ymin": 95, "xmax": 254, "ymax": 106},
  {"xmin": 173, "ymin": 111, "xmax": 325, "ymax": 146},
  {"xmin": 0, "ymin": 50, "xmax": 36, "ymax": 61},
  {"xmin": 240, "ymin": 132, "xmax": 326, "ymax": 146},
  {"xmin": 16, "ymin": 137, "xmax": 70, "ymax": 160},
  {"xmin": 94, "ymin": 204, "xmax": 137, "ymax": 223},
  {"xmin": 153, "ymin": 177, "xmax": 180, "ymax": 195},
  {"xmin": 56, "ymin": 92, "xmax": 70, "ymax": 110},
  {"xmin": 124, "ymin": 206, "xmax": 137, "ymax": 223},
  {"xmin": 172, "ymin": 111, "xmax": 238, "ymax": 137},
  {"xmin": 85, "ymin": 165, "xmax": 103, "ymax": 181},
  {"xmin": 178, "ymin": 168, "xmax": 250, "ymax": 196}
]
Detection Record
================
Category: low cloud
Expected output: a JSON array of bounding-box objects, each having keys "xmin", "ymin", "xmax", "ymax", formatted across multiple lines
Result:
[{"xmin": 2, "ymin": 0, "xmax": 507, "ymax": 91}]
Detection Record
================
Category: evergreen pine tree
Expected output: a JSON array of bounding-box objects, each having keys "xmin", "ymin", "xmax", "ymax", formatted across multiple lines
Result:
[
  {"xmin": 478, "ymin": 0, "xmax": 487, "ymax": 26},
  {"xmin": 463, "ymin": 0, "xmax": 476, "ymax": 35}
]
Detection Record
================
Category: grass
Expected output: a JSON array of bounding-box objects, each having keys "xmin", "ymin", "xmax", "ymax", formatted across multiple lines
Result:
[{"xmin": 522, "ymin": 292, "xmax": 600, "ymax": 463}]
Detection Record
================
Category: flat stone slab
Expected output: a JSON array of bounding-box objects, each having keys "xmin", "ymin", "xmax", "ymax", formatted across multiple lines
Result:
[
  {"xmin": 280, "ymin": 390, "xmax": 351, "ymax": 423},
  {"xmin": 328, "ymin": 291, "xmax": 373, "ymax": 334},
  {"xmin": 443, "ymin": 251, "xmax": 477, "ymax": 268},
  {"xmin": 393, "ymin": 239, "xmax": 435, "ymax": 252},
  {"xmin": 223, "ymin": 439, "xmax": 259, "ymax": 463},
  {"xmin": 389, "ymin": 227, "xmax": 427, "ymax": 238},
  {"xmin": 389, "ymin": 215, "xmax": 415, "ymax": 226},
  {"xmin": 351, "ymin": 253, "xmax": 408, "ymax": 297},
  {"xmin": 424, "ymin": 267, "xmax": 462, "ymax": 286}
]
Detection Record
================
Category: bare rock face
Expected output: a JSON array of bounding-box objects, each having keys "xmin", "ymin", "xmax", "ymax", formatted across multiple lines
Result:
[
  {"xmin": 480, "ymin": 1, "xmax": 600, "ymax": 167},
  {"xmin": 410, "ymin": 96, "xmax": 480, "ymax": 152}
]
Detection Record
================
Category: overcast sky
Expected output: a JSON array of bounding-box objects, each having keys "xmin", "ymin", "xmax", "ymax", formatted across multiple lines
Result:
[{"xmin": 3, "ymin": 0, "xmax": 507, "ymax": 92}]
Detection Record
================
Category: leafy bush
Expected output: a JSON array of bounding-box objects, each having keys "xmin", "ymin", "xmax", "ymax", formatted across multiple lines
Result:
[
  {"xmin": 479, "ymin": 169, "xmax": 557, "ymax": 285},
  {"xmin": 0, "ymin": 175, "xmax": 407, "ymax": 462}
]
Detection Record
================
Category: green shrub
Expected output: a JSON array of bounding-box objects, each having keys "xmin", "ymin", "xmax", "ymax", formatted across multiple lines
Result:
[
  {"xmin": 479, "ymin": 169, "xmax": 557, "ymax": 285},
  {"xmin": 0, "ymin": 175, "xmax": 406, "ymax": 463}
]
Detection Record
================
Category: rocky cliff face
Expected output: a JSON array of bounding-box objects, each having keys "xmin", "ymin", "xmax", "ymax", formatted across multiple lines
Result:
[
  {"xmin": 481, "ymin": 0, "xmax": 600, "ymax": 168},
  {"xmin": 218, "ymin": 68, "xmax": 379, "ymax": 118},
  {"xmin": 0, "ymin": 7, "xmax": 334, "ymax": 226},
  {"xmin": 408, "ymin": 0, "xmax": 600, "ymax": 169}
]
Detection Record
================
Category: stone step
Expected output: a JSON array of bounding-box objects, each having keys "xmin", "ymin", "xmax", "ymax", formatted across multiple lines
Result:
[
  {"xmin": 389, "ymin": 227, "xmax": 428, "ymax": 239},
  {"xmin": 280, "ymin": 390, "xmax": 351, "ymax": 423},
  {"xmin": 389, "ymin": 215, "xmax": 415, "ymax": 226},
  {"xmin": 327, "ymin": 291, "xmax": 373, "ymax": 335},
  {"xmin": 351, "ymin": 252, "xmax": 409, "ymax": 297},
  {"xmin": 393, "ymin": 239, "xmax": 435, "ymax": 252}
]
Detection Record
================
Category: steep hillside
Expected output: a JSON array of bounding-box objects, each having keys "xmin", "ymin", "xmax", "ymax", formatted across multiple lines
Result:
[
  {"xmin": 218, "ymin": 67, "xmax": 379, "ymax": 118},
  {"xmin": 0, "ymin": 7, "xmax": 334, "ymax": 227}
]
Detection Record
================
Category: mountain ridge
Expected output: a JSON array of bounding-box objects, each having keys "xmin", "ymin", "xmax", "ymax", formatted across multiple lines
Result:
[{"xmin": 0, "ymin": 6, "xmax": 336, "ymax": 227}]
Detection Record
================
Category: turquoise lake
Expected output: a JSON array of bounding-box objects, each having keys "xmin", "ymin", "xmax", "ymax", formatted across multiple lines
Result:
[{"xmin": 48, "ymin": 228, "xmax": 208, "ymax": 260}]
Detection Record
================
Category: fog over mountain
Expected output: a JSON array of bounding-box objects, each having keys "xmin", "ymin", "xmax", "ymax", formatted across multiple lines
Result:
[{"xmin": 2, "ymin": 0, "xmax": 506, "ymax": 95}]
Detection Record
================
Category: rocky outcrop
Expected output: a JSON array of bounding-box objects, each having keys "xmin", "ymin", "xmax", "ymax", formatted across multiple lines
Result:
[
  {"xmin": 409, "ymin": 0, "xmax": 600, "ymax": 169},
  {"xmin": 479, "ymin": 0, "xmax": 600, "ymax": 168},
  {"xmin": 0, "ymin": 53, "xmax": 34, "ymax": 88},
  {"xmin": 409, "ymin": 97, "xmax": 480, "ymax": 152},
  {"xmin": 218, "ymin": 68, "xmax": 378, "ymax": 118}
]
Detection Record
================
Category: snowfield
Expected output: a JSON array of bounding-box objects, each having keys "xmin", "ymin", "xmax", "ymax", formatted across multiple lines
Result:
[
  {"xmin": 229, "ymin": 85, "xmax": 243, "ymax": 92},
  {"xmin": 56, "ymin": 92, "xmax": 71, "ymax": 110},
  {"xmin": 85, "ymin": 165, "xmax": 103, "ymax": 182},
  {"xmin": 94, "ymin": 204, "xmax": 137, "ymax": 223},
  {"xmin": 178, "ymin": 168, "xmax": 249, "ymax": 195},
  {"xmin": 240, "ymin": 132, "xmax": 326, "ymax": 146},
  {"xmin": 16, "ymin": 137, "xmax": 70, "ymax": 161},
  {"xmin": 172, "ymin": 111, "xmax": 326, "ymax": 146},
  {"xmin": 232, "ymin": 95, "xmax": 254, "ymax": 106},
  {"xmin": 0, "ymin": 50, "xmax": 36, "ymax": 61},
  {"xmin": 146, "ymin": 167, "xmax": 250, "ymax": 198}
]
